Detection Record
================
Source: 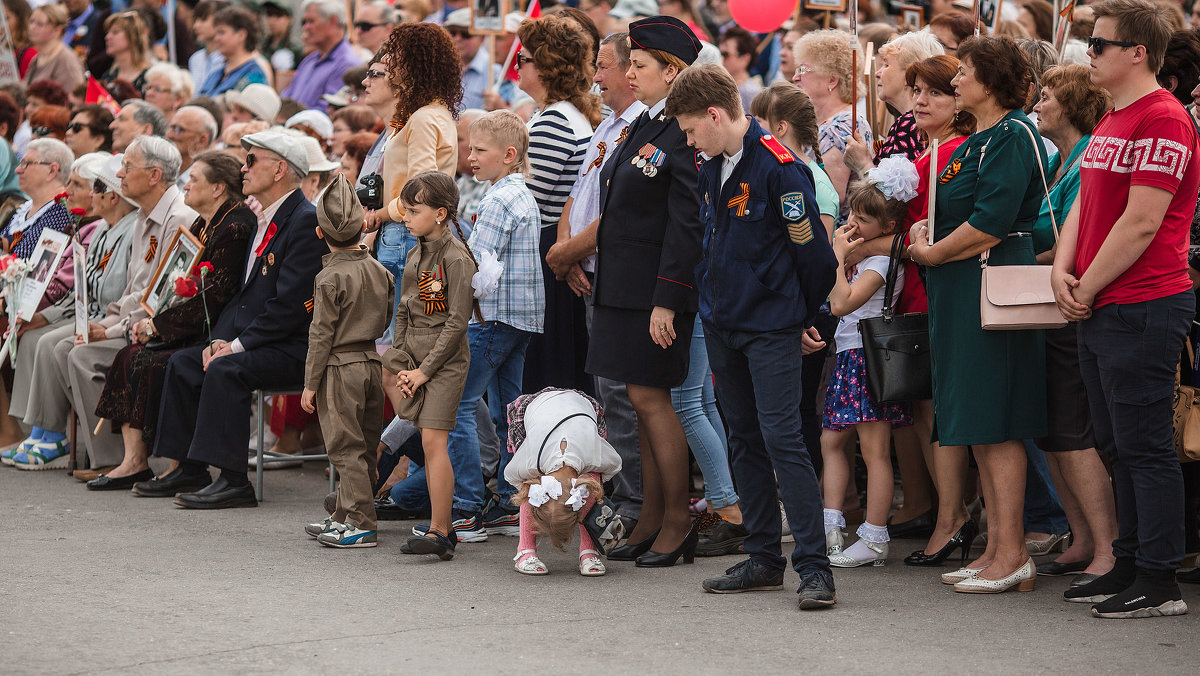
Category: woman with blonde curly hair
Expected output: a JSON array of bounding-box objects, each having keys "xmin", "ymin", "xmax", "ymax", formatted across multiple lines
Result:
[
  {"xmin": 102, "ymin": 11, "xmax": 155, "ymax": 93},
  {"xmin": 792, "ymin": 29, "xmax": 872, "ymax": 224},
  {"xmin": 515, "ymin": 13, "xmax": 600, "ymax": 396}
]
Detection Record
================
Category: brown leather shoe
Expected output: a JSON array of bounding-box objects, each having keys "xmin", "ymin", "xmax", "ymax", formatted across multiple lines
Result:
[{"xmin": 73, "ymin": 466, "xmax": 117, "ymax": 482}]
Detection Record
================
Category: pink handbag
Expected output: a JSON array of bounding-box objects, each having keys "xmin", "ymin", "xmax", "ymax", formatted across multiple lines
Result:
[{"xmin": 978, "ymin": 120, "xmax": 1067, "ymax": 331}]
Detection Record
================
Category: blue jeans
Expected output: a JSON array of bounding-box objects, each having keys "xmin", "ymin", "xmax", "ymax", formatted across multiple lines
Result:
[
  {"xmin": 391, "ymin": 321, "xmax": 533, "ymax": 513},
  {"xmin": 1022, "ymin": 440, "xmax": 1069, "ymax": 534},
  {"xmin": 671, "ymin": 316, "xmax": 736, "ymax": 508},
  {"xmin": 1077, "ymin": 292, "xmax": 1194, "ymax": 570},
  {"xmin": 704, "ymin": 322, "xmax": 828, "ymax": 577},
  {"xmin": 376, "ymin": 221, "xmax": 416, "ymax": 343}
]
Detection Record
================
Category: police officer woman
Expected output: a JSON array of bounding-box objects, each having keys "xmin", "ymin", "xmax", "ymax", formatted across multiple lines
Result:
[{"xmin": 588, "ymin": 16, "xmax": 705, "ymax": 567}]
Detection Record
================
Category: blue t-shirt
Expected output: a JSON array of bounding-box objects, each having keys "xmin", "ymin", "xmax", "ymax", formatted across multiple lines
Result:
[{"xmin": 199, "ymin": 58, "xmax": 268, "ymax": 97}]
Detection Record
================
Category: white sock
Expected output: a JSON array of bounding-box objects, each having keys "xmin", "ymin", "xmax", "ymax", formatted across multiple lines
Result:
[
  {"xmin": 823, "ymin": 509, "xmax": 845, "ymax": 535},
  {"xmin": 841, "ymin": 522, "xmax": 888, "ymax": 562}
]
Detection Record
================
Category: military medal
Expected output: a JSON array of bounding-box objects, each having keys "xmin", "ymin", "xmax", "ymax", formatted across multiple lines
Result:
[
  {"xmin": 431, "ymin": 279, "xmax": 443, "ymax": 293},
  {"xmin": 261, "ymin": 264, "xmax": 268, "ymax": 276},
  {"xmin": 268, "ymin": 253, "xmax": 275, "ymax": 266},
  {"xmin": 633, "ymin": 143, "xmax": 665, "ymax": 176}
]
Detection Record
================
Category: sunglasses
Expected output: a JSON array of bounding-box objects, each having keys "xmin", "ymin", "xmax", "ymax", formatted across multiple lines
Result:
[
  {"xmin": 32, "ymin": 126, "xmax": 53, "ymax": 137},
  {"xmin": 67, "ymin": 121, "xmax": 88, "ymax": 133},
  {"xmin": 365, "ymin": 68, "xmax": 387, "ymax": 80},
  {"xmin": 446, "ymin": 28, "xmax": 472, "ymax": 39},
  {"xmin": 244, "ymin": 152, "xmax": 282, "ymax": 168},
  {"xmin": 354, "ymin": 21, "xmax": 386, "ymax": 31},
  {"xmin": 93, "ymin": 178, "xmax": 108, "ymax": 194},
  {"xmin": 516, "ymin": 53, "xmax": 534, "ymax": 68},
  {"xmin": 1087, "ymin": 36, "xmax": 1139, "ymax": 55}
]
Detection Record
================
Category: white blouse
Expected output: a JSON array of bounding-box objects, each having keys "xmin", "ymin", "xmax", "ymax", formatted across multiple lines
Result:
[{"xmin": 504, "ymin": 390, "xmax": 622, "ymax": 485}]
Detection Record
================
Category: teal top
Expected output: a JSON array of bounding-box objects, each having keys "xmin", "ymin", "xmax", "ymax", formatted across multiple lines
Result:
[
  {"xmin": 1032, "ymin": 134, "xmax": 1090, "ymax": 255},
  {"xmin": 0, "ymin": 140, "xmax": 25, "ymax": 200},
  {"xmin": 807, "ymin": 159, "xmax": 840, "ymax": 220}
]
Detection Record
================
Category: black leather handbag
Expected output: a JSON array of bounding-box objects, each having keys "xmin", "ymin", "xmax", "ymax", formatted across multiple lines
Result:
[{"xmin": 857, "ymin": 232, "xmax": 932, "ymax": 403}]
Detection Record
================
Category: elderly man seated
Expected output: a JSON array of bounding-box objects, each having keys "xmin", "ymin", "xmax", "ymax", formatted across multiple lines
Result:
[{"xmin": 137, "ymin": 130, "xmax": 323, "ymax": 508}]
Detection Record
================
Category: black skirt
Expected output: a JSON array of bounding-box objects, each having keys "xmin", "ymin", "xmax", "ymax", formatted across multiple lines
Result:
[
  {"xmin": 1037, "ymin": 325, "xmax": 1096, "ymax": 452},
  {"xmin": 586, "ymin": 305, "xmax": 694, "ymax": 388}
]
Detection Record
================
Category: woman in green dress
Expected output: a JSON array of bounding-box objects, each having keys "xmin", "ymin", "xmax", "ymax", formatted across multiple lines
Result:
[{"xmin": 908, "ymin": 36, "xmax": 1048, "ymax": 594}]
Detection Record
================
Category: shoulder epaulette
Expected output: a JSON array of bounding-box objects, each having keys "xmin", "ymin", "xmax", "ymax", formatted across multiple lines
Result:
[{"xmin": 760, "ymin": 135, "xmax": 796, "ymax": 164}]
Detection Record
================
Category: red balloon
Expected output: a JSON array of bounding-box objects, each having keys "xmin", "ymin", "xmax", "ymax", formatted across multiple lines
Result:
[{"xmin": 728, "ymin": 0, "xmax": 796, "ymax": 34}]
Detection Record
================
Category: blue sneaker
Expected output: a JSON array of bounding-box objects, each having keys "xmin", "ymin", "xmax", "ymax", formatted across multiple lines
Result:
[
  {"xmin": 317, "ymin": 522, "xmax": 378, "ymax": 548},
  {"xmin": 413, "ymin": 509, "xmax": 488, "ymax": 543},
  {"xmin": 13, "ymin": 441, "xmax": 70, "ymax": 471},
  {"xmin": 482, "ymin": 503, "xmax": 520, "ymax": 537}
]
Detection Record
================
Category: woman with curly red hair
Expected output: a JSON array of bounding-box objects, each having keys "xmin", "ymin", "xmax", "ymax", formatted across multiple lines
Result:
[{"xmin": 514, "ymin": 12, "xmax": 600, "ymax": 397}]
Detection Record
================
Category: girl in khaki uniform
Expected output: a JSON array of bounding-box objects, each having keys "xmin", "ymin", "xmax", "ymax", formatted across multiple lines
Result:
[{"xmin": 383, "ymin": 172, "xmax": 479, "ymax": 561}]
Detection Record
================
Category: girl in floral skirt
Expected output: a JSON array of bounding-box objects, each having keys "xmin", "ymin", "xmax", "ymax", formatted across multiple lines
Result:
[{"xmin": 820, "ymin": 157, "xmax": 919, "ymax": 568}]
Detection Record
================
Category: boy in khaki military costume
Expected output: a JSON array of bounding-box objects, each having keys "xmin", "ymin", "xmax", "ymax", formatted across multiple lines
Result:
[{"xmin": 301, "ymin": 174, "xmax": 395, "ymax": 548}]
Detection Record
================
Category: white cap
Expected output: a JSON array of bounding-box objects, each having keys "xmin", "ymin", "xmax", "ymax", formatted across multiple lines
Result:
[
  {"xmin": 504, "ymin": 11, "xmax": 524, "ymax": 33},
  {"xmin": 79, "ymin": 153, "xmax": 136, "ymax": 206},
  {"xmin": 241, "ymin": 130, "xmax": 310, "ymax": 176},
  {"xmin": 444, "ymin": 7, "xmax": 471, "ymax": 28},
  {"xmin": 609, "ymin": 0, "xmax": 656, "ymax": 19},
  {"xmin": 225, "ymin": 83, "xmax": 282, "ymax": 122},
  {"xmin": 285, "ymin": 110, "xmax": 334, "ymax": 141},
  {"xmin": 298, "ymin": 134, "xmax": 339, "ymax": 173}
]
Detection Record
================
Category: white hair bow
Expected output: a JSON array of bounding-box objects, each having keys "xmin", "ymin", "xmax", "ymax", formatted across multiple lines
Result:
[
  {"xmin": 527, "ymin": 475, "xmax": 562, "ymax": 507},
  {"xmin": 565, "ymin": 478, "xmax": 590, "ymax": 512}
]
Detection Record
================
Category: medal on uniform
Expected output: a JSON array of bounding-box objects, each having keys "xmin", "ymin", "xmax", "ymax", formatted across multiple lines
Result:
[
  {"xmin": 268, "ymin": 253, "xmax": 275, "ymax": 266},
  {"xmin": 634, "ymin": 145, "xmax": 665, "ymax": 177}
]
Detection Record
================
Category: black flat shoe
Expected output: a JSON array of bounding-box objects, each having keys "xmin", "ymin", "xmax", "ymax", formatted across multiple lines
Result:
[
  {"xmin": 636, "ymin": 521, "xmax": 700, "ymax": 568},
  {"xmin": 403, "ymin": 531, "xmax": 455, "ymax": 560},
  {"xmin": 887, "ymin": 508, "xmax": 937, "ymax": 539},
  {"xmin": 608, "ymin": 529, "xmax": 660, "ymax": 561},
  {"xmin": 173, "ymin": 476, "xmax": 257, "ymax": 509},
  {"xmin": 132, "ymin": 467, "xmax": 212, "ymax": 497},
  {"xmin": 1037, "ymin": 558, "xmax": 1092, "ymax": 576},
  {"xmin": 904, "ymin": 518, "xmax": 978, "ymax": 567},
  {"xmin": 86, "ymin": 469, "xmax": 154, "ymax": 491}
]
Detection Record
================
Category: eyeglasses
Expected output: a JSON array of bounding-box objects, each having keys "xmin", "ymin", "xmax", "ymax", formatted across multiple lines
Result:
[
  {"xmin": 365, "ymin": 68, "xmax": 387, "ymax": 80},
  {"xmin": 796, "ymin": 65, "xmax": 818, "ymax": 75},
  {"xmin": 121, "ymin": 162, "xmax": 152, "ymax": 173},
  {"xmin": 354, "ymin": 21, "xmax": 386, "ymax": 31},
  {"xmin": 17, "ymin": 159, "xmax": 52, "ymax": 169},
  {"xmin": 719, "ymin": 51, "xmax": 729, "ymax": 58},
  {"xmin": 146, "ymin": 85, "xmax": 173, "ymax": 95},
  {"xmin": 1087, "ymin": 36, "xmax": 1139, "ymax": 55},
  {"xmin": 32, "ymin": 126, "xmax": 53, "ymax": 137},
  {"xmin": 67, "ymin": 122, "xmax": 88, "ymax": 133},
  {"xmin": 446, "ymin": 28, "xmax": 472, "ymax": 39},
  {"xmin": 168, "ymin": 124, "xmax": 195, "ymax": 136},
  {"xmin": 244, "ymin": 152, "xmax": 283, "ymax": 169},
  {"xmin": 93, "ymin": 178, "xmax": 109, "ymax": 194},
  {"xmin": 516, "ymin": 53, "xmax": 534, "ymax": 68}
]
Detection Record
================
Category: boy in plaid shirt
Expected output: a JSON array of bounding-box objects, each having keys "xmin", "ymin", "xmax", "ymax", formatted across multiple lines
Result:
[{"xmin": 435, "ymin": 110, "xmax": 545, "ymax": 541}]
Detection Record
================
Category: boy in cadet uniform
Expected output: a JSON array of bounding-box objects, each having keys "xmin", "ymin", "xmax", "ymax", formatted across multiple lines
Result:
[
  {"xmin": 301, "ymin": 174, "xmax": 395, "ymax": 548},
  {"xmin": 666, "ymin": 64, "xmax": 840, "ymax": 609}
]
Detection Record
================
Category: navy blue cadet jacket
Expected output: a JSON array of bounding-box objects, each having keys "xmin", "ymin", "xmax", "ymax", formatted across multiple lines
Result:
[
  {"xmin": 695, "ymin": 118, "xmax": 837, "ymax": 333},
  {"xmin": 211, "ymin": 189, "xmax": 324, "ymax": 363}
]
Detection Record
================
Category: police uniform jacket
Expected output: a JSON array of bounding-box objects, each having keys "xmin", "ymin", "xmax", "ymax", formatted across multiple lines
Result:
[
  {"xmin": 695, "ymin": 117, "xmax": 838, "ymax": 333},
  {"xmin": 212, "ymin": 189, "xmax": 324, "ymax": 363},
  {"xmin": 593, "ymin": 107, "xmax": 703, "ymax": 314}
]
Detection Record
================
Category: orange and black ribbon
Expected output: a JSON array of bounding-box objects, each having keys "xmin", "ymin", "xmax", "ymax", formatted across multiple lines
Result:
[
  {"xmin": 615, "ymin": 125, "xmax": 629, "ymax": 146},
  {"xmin": 304, "ymin": 298, "xmax": 314, "ymax": 313},
  {"xmin": 98, "ymin": 250, "xmax": 112, "ymax": 271},
  {"xmin": 727, "ymin": 183, "xmax": 751, "ymax": 217},
  {"xmin": 583, "ymin": 141, "xmax": 607, "ymax": 176},
  {"xmin": 418, "ymin": 265, "xmax": 447, "ymax": 315},
  {"xmin": 939, "ymin": 158, "xmax": 962, "ymax": 185},
  {"xmin": 144, "ymin": 235, "xmax": 157, "ymax": 263}
]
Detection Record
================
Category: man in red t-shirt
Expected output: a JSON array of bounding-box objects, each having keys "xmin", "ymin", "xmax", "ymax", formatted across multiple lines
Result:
[{"xmin": 1051, "ymin": 0, "xmax": 1199, "ymax": 619}]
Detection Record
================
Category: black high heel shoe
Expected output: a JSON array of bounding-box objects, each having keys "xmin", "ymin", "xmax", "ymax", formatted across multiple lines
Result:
[
  {"xmin": 903, "ymin": 518, "xmax": 978, "ymax": 567},
  {"xmin": 608, "ymin": 529, "xmax": 660, "ymax": 561},
  {"xmin": 635, "ymin": 521, "xmax": 700, "ymax": 568}
]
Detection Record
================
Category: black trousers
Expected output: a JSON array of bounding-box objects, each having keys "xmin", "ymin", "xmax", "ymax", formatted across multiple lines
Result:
[{"xmin": 153, "ymin": 344, "xmax": 305, "ymax": 473}]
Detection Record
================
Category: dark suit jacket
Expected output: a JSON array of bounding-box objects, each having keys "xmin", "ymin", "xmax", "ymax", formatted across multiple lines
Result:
[
  {"xmin": 212, "ymin": 190, "xmax": 323, "ymax": 363},
  {"xmin": 593, "ymin": 109, "xmax": 704, "ymax": 314}
]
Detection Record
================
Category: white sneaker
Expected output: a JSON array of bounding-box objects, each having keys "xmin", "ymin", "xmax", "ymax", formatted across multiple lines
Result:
[
  {"xmin": 317, "ymin": 522, "xmax": 378, "ymax": 548},
  {"xmin": 305, "ymin": 516, "xmax": 336, "ymax": 538}
]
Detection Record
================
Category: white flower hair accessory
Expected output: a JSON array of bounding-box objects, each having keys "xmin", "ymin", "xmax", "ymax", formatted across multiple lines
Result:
[
  {"xmin": 472, "ymin": 249, "xmax": 504, "ymax": 299},
  {"xmin": 565, "ymin": 478, "xmax": 590, "ymax": 512},
  {"xmin": 527, "ymin": 475, "xmax": 562, "ymax": 507},
  {"xmin": 866, "ymin": 155, "xmax": 920, "ymax": 203}
]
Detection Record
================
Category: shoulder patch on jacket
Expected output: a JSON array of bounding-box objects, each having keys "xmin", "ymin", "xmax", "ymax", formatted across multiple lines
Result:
[{"xmin": 760, "ymin": 135, "xmax": 796, "ymax": 164}]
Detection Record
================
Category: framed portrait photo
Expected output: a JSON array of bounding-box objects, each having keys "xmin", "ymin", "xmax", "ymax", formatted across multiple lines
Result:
[
  {"xmin": 15, "ymin": 228, "xmax": 71, "ymax": 322},
  {"xmin": 900, "ymin": 4, "xmax": 925, "ymax": 29},
  {"xmin": 471, "ymin": 0, "xmax": 508, "ymax": 35},
  {"xmin": 802, "ymin": 0, "xmax": 849, "ymax": 13},
  {"xmin": 72, "ymin": 240, "xmax": 88, "ymax": 343},
  {"xmin": 140, "ymin": 226, "xmax": 205, "ymax": 317},
  {"xmin": 976, "ymin": 0, "xmax": 1002, "ymax": 35}
]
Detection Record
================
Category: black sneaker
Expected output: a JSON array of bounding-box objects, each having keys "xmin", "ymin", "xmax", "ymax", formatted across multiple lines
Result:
[
  {"xmin": 797, "ymin": 568, "xmax": 837, "ymax": 609},
  {"xmin": 1064, "ymin": 556, "xmax": 1135, "ymax": 604},
  {"xmin": 1091, "ymin": 568, "xmax": 1189, "ymax": 619},
  {"xmin": 702, "ymin": 558, "xmax": 785, "ymax": 593},
  {"xmin": 695, "ymin": 513, "xmax": 749, "ymax": 557}
]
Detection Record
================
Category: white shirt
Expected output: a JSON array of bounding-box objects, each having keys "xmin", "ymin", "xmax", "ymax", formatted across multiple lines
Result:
[
  {"xmin": 503, "ymin": 390, "xmax": 623, "ymax": 485},
  {"xmin": 720, "ymin": 149, "xmax": 743, "ymax": 189},
  {"xmin": 834, "ymin": 255, "xmax": 904, "ymax": 352},
  {"xmin": 566, "ymin": 99, "xmax": 646, "ymax": 271}
]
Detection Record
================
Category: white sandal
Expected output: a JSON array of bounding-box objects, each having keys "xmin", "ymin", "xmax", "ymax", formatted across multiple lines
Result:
[
  {"xmin": 578, "ymin": 549, "xmax": 606, "ymax": 576},
  {"xmin": 514, "ymin": 549, "xmax": 549, "ymax": 575}
]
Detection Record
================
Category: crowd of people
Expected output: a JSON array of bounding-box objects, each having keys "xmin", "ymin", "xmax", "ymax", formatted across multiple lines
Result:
[{"xmin": 1, "ymin": 0, "xmax": 1199, "ymax": 619}]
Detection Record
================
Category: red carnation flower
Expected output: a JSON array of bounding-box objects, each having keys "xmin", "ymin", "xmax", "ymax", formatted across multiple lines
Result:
[
  {"xmin": 192, "ymin": 261, "xmax": 214, "ymax": 278},
  {"xmin": 174, "ymin": 276, "xmax": 199, "ymax": 297}
]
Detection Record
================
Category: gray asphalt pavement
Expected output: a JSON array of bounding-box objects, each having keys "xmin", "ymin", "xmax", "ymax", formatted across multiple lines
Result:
[{"xmin": 3, "ymin": 463, "xmax": 1197, "ymax": 675}]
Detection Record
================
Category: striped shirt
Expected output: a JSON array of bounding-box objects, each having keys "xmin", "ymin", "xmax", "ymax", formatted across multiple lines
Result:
[
  {"xmin": 526, "ymin": 101, "xmax": 593, "ymax": 229},
  {"xmin": 467, "ymin": 173, "xmax": 545, "ymax": 334}
]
